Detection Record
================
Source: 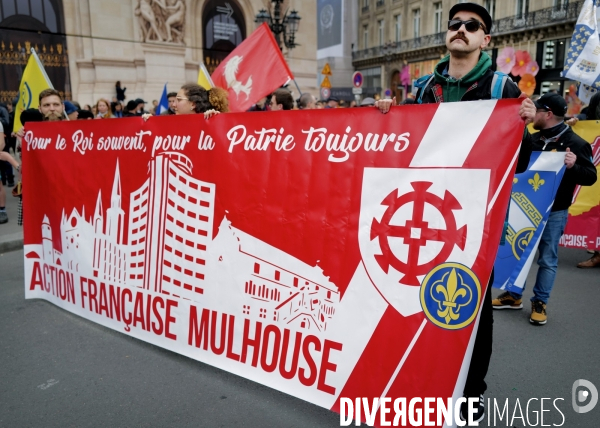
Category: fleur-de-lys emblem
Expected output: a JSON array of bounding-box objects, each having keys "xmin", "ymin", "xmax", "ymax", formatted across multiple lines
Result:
[
  {"xmin": 528, "ymin": 172, "xmax": 545, "ymax": 192},
  {"xmin": 431, "ymin": 268, "xmax": 472, "ymax": 325},
  {"xmin": 420, "ymin": 262, "xmax": 481, "ymax": 330}
]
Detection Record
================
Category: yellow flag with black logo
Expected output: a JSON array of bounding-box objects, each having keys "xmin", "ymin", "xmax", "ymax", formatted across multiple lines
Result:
[
  {"xmin": 197, "ymin": 62, "xmax": 214, "ymax": 90},
  {"xmin": 13, "ymin": 48, "xmax": 54, "ymax": 132}
]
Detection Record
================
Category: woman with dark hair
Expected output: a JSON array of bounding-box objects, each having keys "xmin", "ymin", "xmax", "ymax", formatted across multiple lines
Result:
[
  {"xmin": 111, "ymin": 101, "xmax": 123, "ymax": 118},
  {"xmin": 175, "ymin": 83, "xmax": 229, "ymax": 117},
  {"xmin": 576, "ymin": 92, "xmax": 600, "ymax": 268}
]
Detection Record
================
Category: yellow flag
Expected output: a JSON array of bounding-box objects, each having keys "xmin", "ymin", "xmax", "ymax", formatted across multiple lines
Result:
[
  {"xmin": 13, "ymin": 49, "xmax": 54, "ymax": 132},
  {"xmin": 197, "ymin": 62, "xmax": 214, "ymax": 90}
]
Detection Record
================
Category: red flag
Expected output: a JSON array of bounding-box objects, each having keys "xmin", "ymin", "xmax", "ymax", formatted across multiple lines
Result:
[{"xmin": 211, "ymin": 23, "xmax": 294, "ymax": 112}]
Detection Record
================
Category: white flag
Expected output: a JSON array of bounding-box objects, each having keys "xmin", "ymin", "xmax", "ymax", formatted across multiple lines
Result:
[{"xmin": 563, "ymin": 0, "xmax": 600, "ymax": 91}]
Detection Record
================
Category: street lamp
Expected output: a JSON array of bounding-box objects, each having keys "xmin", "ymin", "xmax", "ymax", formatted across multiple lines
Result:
[{"xmin": 255, "ymin": 0, "xmax": 301, "ymax": 50}]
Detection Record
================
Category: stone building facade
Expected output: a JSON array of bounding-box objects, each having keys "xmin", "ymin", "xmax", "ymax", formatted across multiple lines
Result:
[
  {"xmin": 353, "ymin": 0, "xmax": 583, "ymax": 100},
  {"xmin": 0, "ymin": 0, "xmax": 317, "ymax": 106}
]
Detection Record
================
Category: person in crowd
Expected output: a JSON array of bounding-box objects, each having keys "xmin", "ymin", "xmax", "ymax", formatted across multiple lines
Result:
[
  {"xmin": 575, "ymin": 92, "xmax": 600, "ymax": 268},
  {"xmin": 315, "ymin": 100, "xmax": 325, "ymax": 109},
  {"xmin": 95, "ymin": 98, "xmax": 114, "ymax": 119},
  {"xmin": 297, "ymin": 93, "xmax": 317, "ymax": 110},
  {"xmin": 0, "ymin": 102, "xmax": 9, "ymax": 130},
  {"xmin": 0, "ymin": 121, "xmax": 7, "ymax": 223},
  {"xmin": 38, "ymin": 89, "xmax": 65, "ymax": 122},
  {"xmin": 123, "ymin": 100, "xmax": 139, "ymax": 117},
  {"xmin": 325, "ymin": 97, "xmax": 339, "ymax": 109},
  {"xmin": 0, "ymin": 148, "xmax": 20, "ymax": 225},
  {"xmin": 83, "ymin": 104, "xmax": 92, "ymax": 111},
  {"xmin": 115, "ymin": 81, "xmax": 126, "ymax": 102},
  {"xmin": 78, "ymin": 109, "xmax": 94, "ymax": 120},
  {"xmin": 493, "ymin": 92, "xmax": 597, "ymax": 319},
  {"xmin": 64, "ymin": 101, "xmax": 79, "ymax": 120},
  {"xmin": 269, "ymin": 88, "xmax": 294, "ymax": 111},
  {"xmin": 0, "ymin": 101, "xmax": 15, "ymax": 188},
  {"xmin": 360, "ymin": 97, "xmax": 375, "ymax": 107},
  {"xmin": 173, "ymin": 83, "xmax": 229, "ymax": 117},
  {"xmin": 247, "ymin": 97, "xmax": 268, "ymax": 112},
  {"xmin": 376, "ymin": 3, "xmax": 536, "ymax": 422},
  {"xmin": 111, "ymin": 101, "xmax": 124, "ymax": 118},
  {"xmin": 7, "ymin": 108, "xmax": 43, "ymax": 226},
  {"xmin": 349, "ymin": 100, "xmax": 357, "ymax": 108},
  {"xmin": 134, "ymin": 98, "xmax": 147, "ymax": 116},
  {"xmin": 151, "ymin": 99, "xmax": 159, "ymax": 115},
  {"xmin": 161, "ymin": 92, "xmax": 177, "ymax": 115}
]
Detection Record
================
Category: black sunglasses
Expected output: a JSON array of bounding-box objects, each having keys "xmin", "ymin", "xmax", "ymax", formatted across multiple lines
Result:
[{"xmin": 448, "ymin": 19, "xmax": 485, "ymax": 33}]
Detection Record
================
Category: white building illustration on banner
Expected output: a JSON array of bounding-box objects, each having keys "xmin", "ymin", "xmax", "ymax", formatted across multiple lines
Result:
[{"xmin": 32, "ymin": 152, "xmax": 340, "ymax": 332}]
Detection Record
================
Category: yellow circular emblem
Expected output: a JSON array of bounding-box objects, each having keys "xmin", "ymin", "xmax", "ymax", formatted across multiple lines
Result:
[{"xmin": 420, "ymin": 262, "xmax": 481, "ymax": 330}]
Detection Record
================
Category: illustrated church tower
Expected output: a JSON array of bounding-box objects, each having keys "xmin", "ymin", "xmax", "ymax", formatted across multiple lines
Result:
[
  {"xmin": 42, "ymin": 215, "xmax": 54, "ymax": 263},
  {"xmin": 106, "ymin": 161, "xmax": 124, "ymax": 245}
]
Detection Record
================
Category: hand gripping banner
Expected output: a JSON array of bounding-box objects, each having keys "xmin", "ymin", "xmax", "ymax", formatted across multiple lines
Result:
[{"xmin": 22, "ymin": 100, "xmax": 525, "ymax": 427}]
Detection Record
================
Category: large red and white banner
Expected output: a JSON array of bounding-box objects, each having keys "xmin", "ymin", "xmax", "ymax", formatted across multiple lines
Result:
[{"xmin": 23, "ymin": 100, "xmax": 525, "ymax": 426}]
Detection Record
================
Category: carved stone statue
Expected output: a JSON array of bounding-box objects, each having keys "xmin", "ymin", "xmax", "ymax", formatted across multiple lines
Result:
[{"xmin": 135, "ymin": 0, "xmax": 186, "ymax": 44}]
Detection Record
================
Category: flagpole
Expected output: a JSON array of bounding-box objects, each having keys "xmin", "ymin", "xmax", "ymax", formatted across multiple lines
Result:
[
  {"xmin": 30, "ymin": 48, "xmax": 54, "ymax": 89},
  {"xmin": 292, "ymin": 79, "xmax": 302, "ymax": 96}
]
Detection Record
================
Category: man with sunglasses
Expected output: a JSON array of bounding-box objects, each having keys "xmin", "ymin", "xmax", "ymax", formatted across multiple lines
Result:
[
  {"xmin": 493, "ymin": 93, "xmax": 596, "ymax": 321},
  {"xmin": 376, "ymin": 2, "xmax": 537, "ymax": 423}
]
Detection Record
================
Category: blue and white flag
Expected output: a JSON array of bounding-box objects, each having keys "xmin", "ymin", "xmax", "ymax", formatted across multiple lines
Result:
[
  {"xmin": 157, "ymin": 83, "xmax": 169, "ymax": 115},
  {"xmin": 563, "ymin": 0, "xmax": 600, "ymax": 103},
  {"xmin": 493, "ymin": 152, "xmax": 567, "ymax": 294}
]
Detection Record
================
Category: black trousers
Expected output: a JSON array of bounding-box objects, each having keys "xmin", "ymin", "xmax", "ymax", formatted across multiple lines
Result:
[{"xmin": 463, "ymin": 270, "xmax": 494, "ymax": 398}]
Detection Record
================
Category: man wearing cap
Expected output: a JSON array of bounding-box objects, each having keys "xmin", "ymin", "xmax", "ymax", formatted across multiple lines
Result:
[
  {"xmin": 493, "ymin": 92, "xmax": 596, "ymax": 323},
  {"xmin": 325, "ymin": 97, "xmax": 339, "ymax": 109},
  {"xmin": 134, "ymin": 98, "xmax": 147, "ymax": 116},
  {"xmin": 64, "ymin": 101, "xmax": 79, "ymax": 120},
  {"xmin": 376, "ymin": 3, "xmax": 537, "ymax": 423}
]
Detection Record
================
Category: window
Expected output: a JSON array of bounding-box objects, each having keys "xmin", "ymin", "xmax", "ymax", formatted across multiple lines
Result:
[
  {"xmin": 361, "ymin": 66, "xmax": 382, "ymax": 92},
  {"xmin": 553, "ymin": 0, "xmax": 568, "ymax": 11},
  {"xmin": 363, "ymin": 0, "xmax": 369, "ymax": 7},
  {"xmin": 541, "ymin": 39, "xmax": 569, "ymax": 70},
  {"xmin": 394, "ymin": 14, "xmax": 401, "ymax": 42},
  {"xmin": 433, "ymin": 2, "xmax": 443, "ymax": 33},
  {"xmin": 413, "ymin": 9, "xmax": 420, "ymax": 38},
  {"xmin": 516, "ymin": 0, "xmax": 529, "ymax": 19},
  {"xmin": 363, "ymin": 25, "xmax": 369, "ymax": 49},
  {"xmin": 484, "ymin": 0, "xmax": 496, "ymax": 20},
  {"xmin": 378, "ymin": 19, "xmax": 384, "ymax": 46}
]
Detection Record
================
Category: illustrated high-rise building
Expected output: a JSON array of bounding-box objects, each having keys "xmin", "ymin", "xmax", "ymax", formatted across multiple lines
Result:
[{"xmin": 128, "ymin": 152, "xmax": 215, "ymax": 301}]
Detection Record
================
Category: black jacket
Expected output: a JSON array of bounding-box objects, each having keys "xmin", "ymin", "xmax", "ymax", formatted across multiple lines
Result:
[
  {"xmin": 525, "ymin": 123, "xmax": 597, "ymax": 211},
  {"xmin": 417, "ymin": 67, "xmax": 531, "ymax": 173}
]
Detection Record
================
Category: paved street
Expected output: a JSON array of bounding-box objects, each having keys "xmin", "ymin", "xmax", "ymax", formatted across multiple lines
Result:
[{"xmin": 1, "ymin": 245, "xmax": 599, "ymax": 427}]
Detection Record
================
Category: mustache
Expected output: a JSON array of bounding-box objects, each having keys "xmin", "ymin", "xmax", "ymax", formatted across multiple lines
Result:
[
  {"xmin": 450, "ymin": 33, "xmax": 469, "ymax": 44},
  {"xmin": 44, "ymin": 111, "xmax": 62, "ymax": 118}
]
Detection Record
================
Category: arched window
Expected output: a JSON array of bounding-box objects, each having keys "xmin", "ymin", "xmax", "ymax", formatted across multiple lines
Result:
[
  {"xmin": 0, "ymin": 0, "xmax": 70, "ymax": 104},
  {"xmin": 0, "ymin": 0, "xmax": 63, "ymax": 33},
  {"xmin": 202, "ymin": 0, "xmax": 246, "ymax": 73}
]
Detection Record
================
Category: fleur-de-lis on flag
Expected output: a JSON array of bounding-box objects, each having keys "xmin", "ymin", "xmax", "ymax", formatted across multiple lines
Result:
[{"xmin": 528, "ymin": 173, "xmax": 545, "ymax": 192}]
